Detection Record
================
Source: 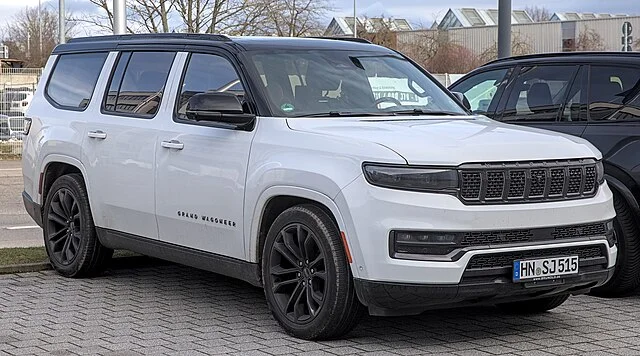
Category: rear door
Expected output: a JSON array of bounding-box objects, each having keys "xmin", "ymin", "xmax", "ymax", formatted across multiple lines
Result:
[{"xmin": 81, "ymin": 51, "xmax": 177, "ymax": 239}]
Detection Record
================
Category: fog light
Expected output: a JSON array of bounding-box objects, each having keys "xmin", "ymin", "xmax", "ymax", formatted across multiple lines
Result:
[{"xmin": 391, "ymin": 230, "xmax": 461, "ymax": 256}]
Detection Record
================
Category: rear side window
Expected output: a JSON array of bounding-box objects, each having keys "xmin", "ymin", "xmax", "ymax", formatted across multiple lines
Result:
[
  {"xmin": 589, "ymin": 66, "xmax": 640, "ymax": 121},
  {"xmin": 501, "ymin": 65, "xmax": 578, "ymax": 122},
  {"xmin": 46, "ymin": 53, "xmax": 108, "ymax": 110},
  {"xmin": 103, "ymin": 51, "xmax": 176, "ymax": 117}
]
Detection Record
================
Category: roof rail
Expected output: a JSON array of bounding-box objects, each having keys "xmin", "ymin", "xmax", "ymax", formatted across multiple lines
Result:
[
  {"xmin": 67, "ymin": 33, "xmax": 231, "ymax": 44},
  {"xmin": 486, "ymin": 51, "xmax": 640, "ymax": 65},
  {"xmin": 309, "ymin": 36, "xmax": 372, "ymax": 44}
]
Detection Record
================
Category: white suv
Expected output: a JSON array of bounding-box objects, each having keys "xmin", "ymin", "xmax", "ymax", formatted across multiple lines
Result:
[{"xmin": 22, "ymin": 34, "xmax": 617, "ymax": 340}]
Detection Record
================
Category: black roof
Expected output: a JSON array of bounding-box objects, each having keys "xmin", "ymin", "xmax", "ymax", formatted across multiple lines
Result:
[
  {"xmin": 483, "ymin": 51, "xmax": 640, "ymax": 67},
  {"xmin": 53, "ymin": 33, "xmax": 390, "ymax": 55}
]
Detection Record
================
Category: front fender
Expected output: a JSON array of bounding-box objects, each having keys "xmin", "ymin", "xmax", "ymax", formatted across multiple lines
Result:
[{"xmin": 246, "ymin": 185, "xmax": 363, "ymax": 279}]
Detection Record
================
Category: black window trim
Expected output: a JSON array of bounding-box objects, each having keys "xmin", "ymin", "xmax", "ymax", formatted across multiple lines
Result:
[
  {"xmin": 497, "ymin": 64, "xmax": 580, "ymax": 124},
  {"xmin": 44, "ymin": 51, "xmax": 109, "ymax": 112},
  {"xmin": 172, "ymin": 50, "xmax": 258, "ymax": 131},
  {"xmin": 556, "ymin": 64, "xmax": 588, "ymax": 124},
  {"xmin": 585, "ymin": 63, "xmax": 640, "ymax": 124},
  {"xmin": 100, "ymin": 50, "xmax": 177, "ymax": 120}
]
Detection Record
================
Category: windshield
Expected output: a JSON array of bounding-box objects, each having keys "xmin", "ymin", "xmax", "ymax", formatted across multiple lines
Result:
[{"xmin": 247, "ymin": 50, "xmax": 468, "ymax": 118}]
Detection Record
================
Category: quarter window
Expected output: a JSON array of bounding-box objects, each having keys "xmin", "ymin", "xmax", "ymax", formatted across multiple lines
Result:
[
  {"xmin": 502, "ymin": 65, "xmax": 578, "ymax": 122},
  {"xmin": 46, "ymin": 53, "xmax": 108, "ymax": 110},
  {"xmin": 176, "ymin": 53, "xmax": 245, "ymax": 121},
  {"xmin": 103, "ymin": 51, "xmax": 176, "ymax": 117},
  {"xmin": 589, "ymin": 66, "xmax": 640, "ymax": 121}
]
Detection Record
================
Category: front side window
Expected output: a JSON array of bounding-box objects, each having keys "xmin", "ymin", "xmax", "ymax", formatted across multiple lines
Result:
[
  {"xmin": 501, "ymin": 65, "xmax": 578, "ymax": 122},
  {"xmin": 248, "ymin": 50, "xmax": 467, "ymax": 118},
  {"xmin": 450, "ymin": 69, "xmax": 509, "ymax": 114},
  {"xmin": 103, "ymin": 51, "xmax": 176, "ymax": 117},
  {"xmin": 176, "ymin": 53, "xmax": 246, "ymax": 121},
  {"xmin": 46, "ymin": 52, "xmax": 108, "ymax": 110},
  {"xmin": 589, "ymin": 66, "xmax": 640, "ymax": 121}
]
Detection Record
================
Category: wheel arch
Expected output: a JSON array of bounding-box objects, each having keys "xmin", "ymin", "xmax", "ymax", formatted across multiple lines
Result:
[
  {"xmin": 606, "ymin": 174, "xmax": 640, "ymax": 219},
  {"xmin": 38, "ymin": 155, "xmax": 89, "ymax": 205},
  {"xmin": 249, "ymin": 186, "xmax": 355, "ymax": 280}
]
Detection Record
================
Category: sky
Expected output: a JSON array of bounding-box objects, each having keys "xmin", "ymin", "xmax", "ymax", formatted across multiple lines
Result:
[{"xmin": 0, "ymin": 0, "xmax": 638, "ymax": 32}]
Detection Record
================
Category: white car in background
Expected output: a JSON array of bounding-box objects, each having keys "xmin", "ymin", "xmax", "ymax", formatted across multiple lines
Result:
[{"xmin": 0, "ymin": 89, "xmax": 34, "ymax": 114}]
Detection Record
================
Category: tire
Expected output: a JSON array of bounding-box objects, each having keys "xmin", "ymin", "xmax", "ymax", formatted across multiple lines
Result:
[
  {"xmin": 42, "ymin": 174, "xmax": 113, "ymax": 278},
  {"xmin": 590, "ymin": 193, "xmax": 640, "ymax": 297},
  {"xmin": 261, "ymin": 204, "xmax": 365, "ymax": 340},
  {"xmin": 496, "ymin": 294, "xmax": 570, "ymax": 314}
]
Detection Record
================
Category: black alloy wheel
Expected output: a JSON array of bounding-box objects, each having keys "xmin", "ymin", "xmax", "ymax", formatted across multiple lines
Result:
[
  {"xmin": 46, "ymin": 188, "xmax": 82, "ymax": 266},
  {"xmin": 268, "ymin": 223, "xmax": 327, "ymax": 323}
]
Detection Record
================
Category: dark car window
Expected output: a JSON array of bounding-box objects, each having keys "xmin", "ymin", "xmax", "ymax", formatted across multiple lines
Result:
[
  {"xmin": 175, "ymin": 53, "xmax": 246, "ymax": 121},
  {"xmin": 501, "ymin": 65, "xmax": 578, "ymax": 122},
  {"xmin": 46, "ymin": 52, "xmax": 108, "ymax": 110},
  {"xmin": 561, "ymin": 66, "xmax": 588, "ymax": 122},
  {"xmin": 103, "ymin": 51, "xmax": 176, "ymax": 117},
  {"xmin": 450, "ymin": 69, "xmax": 509, "ymax": 115},
  {"xmin": 589, "ymin": 65, "xmax": 640, "ymax": 121}
]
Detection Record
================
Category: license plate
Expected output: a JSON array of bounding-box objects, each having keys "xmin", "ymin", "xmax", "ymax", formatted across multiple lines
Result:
[{"xmin": 513, "ymin": 256, "xmax": 579, "ymax": 282}]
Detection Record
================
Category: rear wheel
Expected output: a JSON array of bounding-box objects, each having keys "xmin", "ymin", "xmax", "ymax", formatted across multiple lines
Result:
[
  {"xmin": 43, "ymin": 174, "xmax": 113, "ymax": 277},
  {"xmin": 262, "ymin": 204, "xmax": 364, "ymax": 340},
  {"xmin": 591, "ymin": 193, "xmax": 640, "ymax": 297},
  {"xmin": 496, "ymin": 294, "xmax": 569, "ymax": 314}
]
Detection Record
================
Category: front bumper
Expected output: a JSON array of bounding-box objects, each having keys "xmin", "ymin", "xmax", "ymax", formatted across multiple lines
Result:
[
  {"xmin": 22, "ymin": 191, "xmax": 43, "ymax": 227},
  {"xmin": 355, "ymin": 266, "xmax": 614, "ymax": 316}
]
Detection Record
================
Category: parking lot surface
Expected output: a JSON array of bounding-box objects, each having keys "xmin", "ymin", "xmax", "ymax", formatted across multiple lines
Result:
[
  {"xmin": 1, "ymin": 263, "xmax": 640, "ymax": 356},
  {"xmin": 0, "ymin": 160, "xmax": 42, "ymax": 248}
]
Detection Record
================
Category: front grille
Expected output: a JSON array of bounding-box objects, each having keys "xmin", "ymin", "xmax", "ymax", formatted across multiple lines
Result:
[
  {"xmin": 466, "ymin": 246, "xmax": 605, "ymax": 270},
  {"xmin": 553, "ymin": 223, "xmax": 607, "ymax": 239},
  {"xmin": 458, "ymin": 159, "xmax": 598, "ymax": 204}
]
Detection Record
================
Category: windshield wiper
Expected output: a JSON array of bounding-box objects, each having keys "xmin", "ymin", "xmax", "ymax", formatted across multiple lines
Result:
[
  {"xmin": 293, "ymin": 111, "xmax": 395, "ymax": 118},
  {"xmin": 388, "ymin": 108, "xmax": 464, "ymax": 116}
]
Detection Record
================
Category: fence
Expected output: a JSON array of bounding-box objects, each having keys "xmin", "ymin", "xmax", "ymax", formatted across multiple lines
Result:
[{"xmin": 0, "ymin": 68, "xmax": 41, "ymax": 158}]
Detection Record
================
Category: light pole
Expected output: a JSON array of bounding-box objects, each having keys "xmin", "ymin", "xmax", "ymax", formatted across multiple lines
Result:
[
  {"xmin": 59, "ymin": 0, "xmax": 65, "ymax": 44},
  {"xmin": 497, "ymin": 0, "xmax": 512, "ymax": 58},
  {"xmin": 114, "ymin": 0, "xmax": 126, "ymax": 35},
  {"xmin": 353, "ymin": 0, "xmax": 357, "ymax": 38}
]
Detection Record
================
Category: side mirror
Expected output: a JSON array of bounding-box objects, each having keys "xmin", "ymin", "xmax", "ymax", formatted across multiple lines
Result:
[
  {"xmin": 451, "ymin": 91, "xmax": 471, "ymax": 111},
  {"xmin": 186, "ymin": 92, "xmax": 255, "ymax": 130}
]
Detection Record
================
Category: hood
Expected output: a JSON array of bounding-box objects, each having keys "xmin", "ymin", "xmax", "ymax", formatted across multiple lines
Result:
[{"xmin": 286, "ymin": 116, "xmax": 601, "ymax": 166}]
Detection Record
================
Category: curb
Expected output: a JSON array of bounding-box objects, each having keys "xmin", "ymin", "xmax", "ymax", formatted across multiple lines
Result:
[{"xmin": 0, "ymin": 255, "xmax": 165, "ymax": 275}]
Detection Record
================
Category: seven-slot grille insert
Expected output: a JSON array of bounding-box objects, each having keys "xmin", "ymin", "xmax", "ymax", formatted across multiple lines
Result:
[{"xmin": 459, "ymin": 159, "xmax": 598, "ymax": 204}]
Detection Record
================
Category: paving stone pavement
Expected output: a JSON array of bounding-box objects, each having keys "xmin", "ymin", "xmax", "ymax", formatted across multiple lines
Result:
[{"xmin": 1, "ymin": 263, "xmax": 640, "ymax": 356}]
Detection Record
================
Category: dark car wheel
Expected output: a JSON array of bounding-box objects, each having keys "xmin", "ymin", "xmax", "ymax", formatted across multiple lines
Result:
[
  {"xmin": 43, "ymin": 174, "xmax": 113, "ymax": 277},
  {"xmin": 262, "ymin": 204, "xmax": 365, "ymax": 340},
  {"xmin": 591, "ymin": 193, "xmax": 640, "ymax": 297},
  {"xmin": 496, "ymin": 294, "xmax": 570, "ymax": 314}
]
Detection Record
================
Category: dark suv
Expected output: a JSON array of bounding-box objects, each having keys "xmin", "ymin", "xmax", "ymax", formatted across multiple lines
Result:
[{"xmin": 450, "ymin": 52, "xmax": 640, "ymax": 296}]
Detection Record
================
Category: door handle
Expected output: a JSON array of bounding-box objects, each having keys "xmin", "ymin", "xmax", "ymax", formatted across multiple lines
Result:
[
  {"xmin": 161, "ymin": 140, "xmax": 184, "ymax": 150},
  {"xmin": 87, "ymin": 130, "xmax": 107, "ymax": 139}
]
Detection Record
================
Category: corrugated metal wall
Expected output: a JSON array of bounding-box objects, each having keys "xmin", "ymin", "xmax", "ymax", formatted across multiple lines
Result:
[
  {"xmin": 398, "ymin": 17, "xmax": 640, "ymax": 55},
  {"xmin": 574, "ymin": 16, "xmax": 640, "ymax": 51}
]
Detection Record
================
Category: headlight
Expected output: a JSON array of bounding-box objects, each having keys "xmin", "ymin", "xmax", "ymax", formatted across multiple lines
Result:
[
  {"xmin": 596, "ymin": 161, "xmax": 605, "ymax": 185},
  {"xmin": 362, "ymin": 164, "xmax": 458, "ymax": 192}
]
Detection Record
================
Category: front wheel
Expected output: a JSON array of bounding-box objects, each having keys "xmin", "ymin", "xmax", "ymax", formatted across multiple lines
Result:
[
  {"xmin": 496, "ymin": 294, "xmax": 569, "ymax": 314},
  {"xmin": 262, "ymin": 204, "xmax": 364, "ymax": 340}
]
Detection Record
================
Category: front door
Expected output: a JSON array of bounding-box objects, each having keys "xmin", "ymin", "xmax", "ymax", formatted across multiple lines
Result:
[
  {"xmin": 82, "ymin": 50, "xmax": 177, "ymax": 239},
  {"xmin": 155, "ymin": 52, "xmax": 256, "ymax": 259}
]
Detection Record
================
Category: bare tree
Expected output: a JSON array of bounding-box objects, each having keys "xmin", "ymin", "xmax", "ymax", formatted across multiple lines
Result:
[
  {"xmin": 478, "ymin": 32, "xmax": 533, "ymax": 63},
  {"xmin": 256, "ymin": 0, "xmax": 331, "ymax": 37},
  {"xmin": 356, "ymin": 17, "xmax": 398, "ymax": 49},
  {"xmin": 398, "ymin": 30, "xmax": 480, "ymax": 73},
  {"xmin": 525, "ymin": 6, "xmax": 551, "ymax": 22},
  {"xmin": 129, "ymin": 0, "xmax": 175, "ymax": 33},
  {"xmin": 2, "ymin": 6, "xmax": 76, "ymax": 67},
  {"xmin": 575, "ymin": 28, "xmax": 605, "ymax": 51}
]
